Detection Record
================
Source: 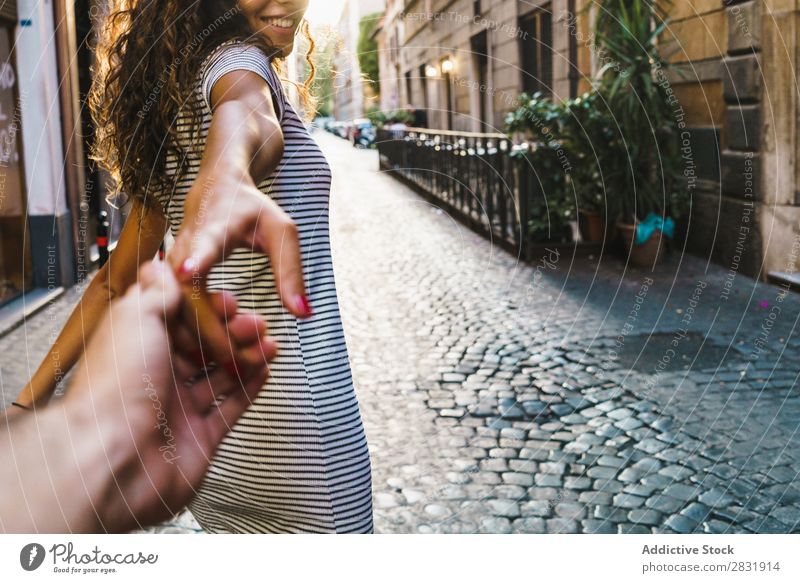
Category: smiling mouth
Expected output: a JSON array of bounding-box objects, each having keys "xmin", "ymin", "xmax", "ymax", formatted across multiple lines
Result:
[{"xmin": 259, "ymin": 16, "xmax": 295, "ymax": 30}]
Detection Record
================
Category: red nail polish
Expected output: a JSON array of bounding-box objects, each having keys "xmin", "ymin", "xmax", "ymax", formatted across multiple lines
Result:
[
  {"xmin": 294, "ymin": 294, "xmax": 313, "ymax": 317},
  {"xmin": 222, "ymin": 359, "xmax": 239, "ymax": 379},
  {"xmin": 188, "ymin": 348, "xmax": 205, "ymax": 368}
]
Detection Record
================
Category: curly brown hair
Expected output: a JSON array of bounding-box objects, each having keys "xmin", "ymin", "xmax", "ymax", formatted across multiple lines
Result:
[{"xmin": 88, "ymin": 0, "xmax": 316, "ymax": 212}]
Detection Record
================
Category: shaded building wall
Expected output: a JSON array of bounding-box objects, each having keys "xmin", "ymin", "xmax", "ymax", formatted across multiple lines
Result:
[
  {"xmin": 756, "ymin": 0, "xmax": 800, "ymax": 277},
  {"xmin": 16, "ymin": 0, "xmax": 74, "ymax": 289},
  {"xmin": 661, "ymin": 0, "xmax": 800, "ymax": 280}
]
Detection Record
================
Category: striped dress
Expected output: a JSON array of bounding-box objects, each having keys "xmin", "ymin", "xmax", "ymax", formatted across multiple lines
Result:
[{"xmin": 156, "ymin": 39, "xmax": 373, "ymax": 533}]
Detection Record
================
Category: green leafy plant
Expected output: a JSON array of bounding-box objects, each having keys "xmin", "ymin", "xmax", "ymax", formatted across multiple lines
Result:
[
  {"xmin": 504, "ymin": 92, "xmax": 565, "ymax": 143},
  {"xmin": 366, "ymin": 107, "xmax": 414, "ymax": 128},
  {"xmin": 357, "ymin": 13, "xmax": 382, "ymax": 94},
  {"xmin": 508, "ymin": 145, "xmax": 577, "ymax": 243},
  {"xmin": 592, "ymin": 0, "xmax": 685, "ymax": 225},
  {"xmin": 505, "ymin": 96, "xmax": 577, "ymax": 242},
  {"xmin": 560, "ymin": 91, "xmax": 616, "ymax": 214}
]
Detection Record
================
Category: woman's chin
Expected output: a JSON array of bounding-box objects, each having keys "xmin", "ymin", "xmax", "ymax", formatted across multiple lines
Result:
[
  {"xmin": 259, "ymin": 34, "xmax": 293, "ymax": 57},
  {"xmin": 278, "ymin": 42, "xmax": 294, "ymax": 57}
]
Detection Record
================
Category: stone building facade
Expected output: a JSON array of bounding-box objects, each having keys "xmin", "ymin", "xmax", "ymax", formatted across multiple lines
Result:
[
  {"xmin": 376, "ymin": 0, "xmax": 587, "ymax": 131},
  {"xmin": 333, "ymin": 0, "xmax": 386, "ymax": 121},
  {"xmin": 666, "ymin": 0, "xmax": 800, "ymax": 283},
  {"xmin": 376, "ymin": 0, "xmax": 800, "ymax": 281},
  {"xmin": 1, "ymin": 0, "xmax": 98, "ymax": 311}
]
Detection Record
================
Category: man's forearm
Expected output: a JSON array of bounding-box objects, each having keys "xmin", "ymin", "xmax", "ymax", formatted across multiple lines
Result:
[{"xmin": 0, "ymin": 405, "xmax": 112, "ymax": 533}]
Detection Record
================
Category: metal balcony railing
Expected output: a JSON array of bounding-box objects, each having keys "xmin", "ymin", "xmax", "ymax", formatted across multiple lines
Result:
[{"xmin": 377, "ymin": 127, "xmax": 548, "ymax": 260}]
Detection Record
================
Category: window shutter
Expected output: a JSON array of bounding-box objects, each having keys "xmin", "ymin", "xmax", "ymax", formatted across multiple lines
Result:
[{"xmin": 540, "ymin": 10, "xmax": 553, "ymax": 94}]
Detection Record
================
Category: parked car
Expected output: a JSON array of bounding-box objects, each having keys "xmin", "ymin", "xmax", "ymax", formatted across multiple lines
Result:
[
  {"xmin": 350, "ymin": 118, "xmax": 375, "ymax": 148},
  {"xmin": 330, "ymin": 121, "xmax": 349, "ymax": 139},
  {"xmin": 312, "ymin": 116, "xmax": 333, "ymax": 132}
]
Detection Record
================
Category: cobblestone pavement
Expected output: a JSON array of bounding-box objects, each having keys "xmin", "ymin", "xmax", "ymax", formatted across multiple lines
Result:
[{"xmin": 3, "ymin": 132, "xmax": 799, "ymax": 534}]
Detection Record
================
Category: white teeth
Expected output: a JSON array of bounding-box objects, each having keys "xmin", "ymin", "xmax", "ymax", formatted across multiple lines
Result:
[{"xmin": 262, "ymin": 17, "xmax": 293, "ymax": 28}]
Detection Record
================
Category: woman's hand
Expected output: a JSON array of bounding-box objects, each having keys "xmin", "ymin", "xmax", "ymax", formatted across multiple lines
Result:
[
  {"xmin": 173, "ymin": 173, "xmax": 311, "ymax": 316},
  {"xmin": 167, "ymin": 173, "xmax": 312, "ymax": 370},
  {"xmin": 166, "ymin": 66, "xmax": 308, "ymax": 376}
]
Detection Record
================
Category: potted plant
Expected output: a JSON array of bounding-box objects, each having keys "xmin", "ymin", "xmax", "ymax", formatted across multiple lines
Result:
[
  {"xmin": 561, "ymin": 91, "xmax": 615, "ymax": 243},
  {"xmin": 506, "ymin": 94, "xmax": 577, "ymax": 245},
  {"xmin": 504, "ymin": 91, "xmax": 566, "ymax": 144},
  {"xmin": 592, "ymin": 0, "xmax": 685, "ymax": 266},
  {"xmin": 528, "ymin": 147, "xmax": 576, "ymax": 245}
]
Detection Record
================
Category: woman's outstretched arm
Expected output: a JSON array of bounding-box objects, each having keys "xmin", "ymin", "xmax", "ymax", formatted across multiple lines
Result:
[
  {"xmin": 12, "ymin": 201, "xmax": 167, "ymax": 410},
  {"xmin": 167, "ymin": 68, "xmax": 313, "ymax": 369}
]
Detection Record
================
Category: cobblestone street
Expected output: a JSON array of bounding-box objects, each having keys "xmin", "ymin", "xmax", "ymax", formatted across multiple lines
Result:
[{"xmin": 3, "ymin": 132, "xmax": 799, "ymax": 534}]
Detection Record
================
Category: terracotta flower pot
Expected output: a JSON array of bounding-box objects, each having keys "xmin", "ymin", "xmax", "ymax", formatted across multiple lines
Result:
[
  {"xmin": 617, "ymin": 221, "xmax": 665, "ymax": 267},
  {"xmin": 578, "ymin": 209, "xmax": 606, "ymax": 243}
]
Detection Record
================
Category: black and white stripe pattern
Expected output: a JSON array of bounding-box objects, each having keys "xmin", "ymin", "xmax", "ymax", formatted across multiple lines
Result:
[{"xmin": 157, "ymin": 39, "xmax": 373, "ymax": 533}]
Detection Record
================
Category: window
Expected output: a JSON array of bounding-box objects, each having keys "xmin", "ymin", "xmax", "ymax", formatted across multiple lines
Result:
[
  {"xmin": 441, "ymin": 58, "xmax": 454, "ymax": 130},
  {"xmin": 567, "ymin": 0, "xmax": 578, "ymax": 97},
  {"xmin": 418, "ymin": 64, "xmax": 429, "ymax": 111},
  {"xmin": 519, "ymin": 7, "xmax": 553, "ymax": 96},
  {"xmin": 474, "ymin": 1, "xmax": 482, "ymax": 16},
  {"xmin": 405, "ymin": 70, "xmax": 413, "ymax": 106},
  {"xmin": 471, "ymin": 31, "xmax": 489, "ymax": 130}
]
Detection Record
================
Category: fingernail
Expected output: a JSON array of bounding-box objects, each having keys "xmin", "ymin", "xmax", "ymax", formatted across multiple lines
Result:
[
  {"xmin": 179, "ymin": 257, "xmax": 199, "ymax": 276},
  {"xmin": 293, "ymin": 294, "xmax": 313, "ymax": 317}
]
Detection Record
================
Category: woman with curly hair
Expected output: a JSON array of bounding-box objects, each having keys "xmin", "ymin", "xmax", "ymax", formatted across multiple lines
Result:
[{"xmin": 14, "ymin": 0, "xmax": 373, "ymax": 533}]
